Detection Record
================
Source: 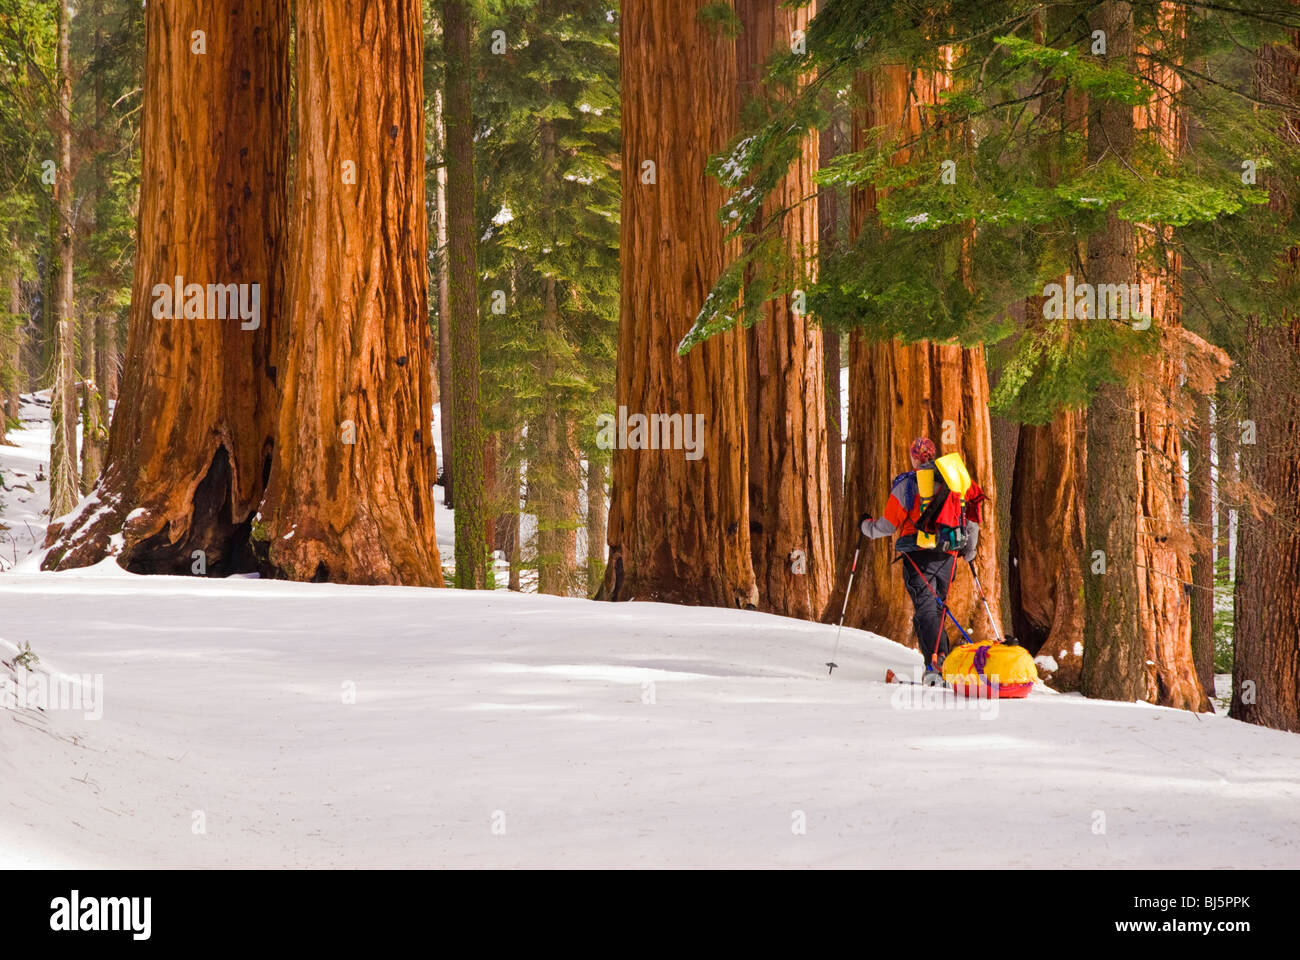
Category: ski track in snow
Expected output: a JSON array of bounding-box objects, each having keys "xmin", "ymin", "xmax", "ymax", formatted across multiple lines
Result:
[{"xmin": 1, "ymin": 569, "xmax": 1298, "ymax": 868}]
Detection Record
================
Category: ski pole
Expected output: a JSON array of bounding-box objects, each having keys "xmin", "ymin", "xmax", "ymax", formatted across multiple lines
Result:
[
  {"xmin": 826, "ymin": 537, "xmax": 862, "ymax": 675},
  {"xmin": 967, "ymin": 558, "xmax": 1007, "ymax": 644}
]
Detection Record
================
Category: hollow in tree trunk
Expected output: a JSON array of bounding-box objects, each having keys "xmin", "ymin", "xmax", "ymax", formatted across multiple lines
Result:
[{"xmin": 43, "ymin": 0, "xmax": 288, "ymax": 573}]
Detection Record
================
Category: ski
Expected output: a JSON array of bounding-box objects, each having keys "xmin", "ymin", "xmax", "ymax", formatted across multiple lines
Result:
[{"xmin": 884, "ymin": 668, "xmax": 949, "ymax": 688}]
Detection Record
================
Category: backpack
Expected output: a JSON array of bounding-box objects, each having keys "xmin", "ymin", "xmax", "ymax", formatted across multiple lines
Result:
[{"xmin": 914, "ymin": 453, "xmax": 974, "ymax": 553}]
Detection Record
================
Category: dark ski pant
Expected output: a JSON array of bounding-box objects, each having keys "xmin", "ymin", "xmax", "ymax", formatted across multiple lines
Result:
[{"xmin": 900, "ymin": 548, "xmax": 957, "ymax": 669}]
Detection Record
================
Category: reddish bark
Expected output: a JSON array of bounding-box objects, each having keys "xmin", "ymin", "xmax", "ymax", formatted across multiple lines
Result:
[
  {"xmin": 737, "ymin": 0, "xmax": 833, "ymax": 620},
  {"xmin": 599, "ymin": 0, "xmax": 756, "ymax": 607},
  {"xmin": 43, "ymin": 0, "xmax": 289, "ymax": 575}
]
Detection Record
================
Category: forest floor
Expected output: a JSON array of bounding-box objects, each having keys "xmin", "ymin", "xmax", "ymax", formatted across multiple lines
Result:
[
  {"xmin": 2, "ymin": 567, "xmax": 1299, "ymax": 868},
  {"xmin": 3, "ymin": 397, "xmax": 1299, "ymax": 868}
]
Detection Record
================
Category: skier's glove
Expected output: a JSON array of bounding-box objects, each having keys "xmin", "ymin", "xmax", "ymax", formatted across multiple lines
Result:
[{"xmin": 961, "ymin": 520, "xmax": 980, "ymax": 561}]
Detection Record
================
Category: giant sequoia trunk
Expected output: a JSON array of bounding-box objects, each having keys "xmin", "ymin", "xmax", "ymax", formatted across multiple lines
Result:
[
  {"xmin": 599, "ymin": 0, "xmax": 756, "ymax": 607},
  {"xmin": 43, "ymin": 0, "xmax": 288, "ymax": 573},
  {"xmin": 258, "ymin": 0, "xmax": 441, "ymax": 586},
  {"xmin": 1080, "ymin": 1, "xmax": 1145, "ymax": 701},
  {"xmin": 1231, "ymin": 26, "xmax": 1300, "ymax": 733},
  {"xmin": 737, "ymin": 0, "xmax": 833, "ymax": 620},
  {"xmin": 1011, "ymin": 409, "xmax": 1086, "ymax": 683},
  {"xmin": 829, "ymin": 63, "xmax": 1002, "ymax": 646}
]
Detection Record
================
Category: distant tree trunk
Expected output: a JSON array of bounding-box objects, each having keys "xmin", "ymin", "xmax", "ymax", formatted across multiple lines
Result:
[
  {"xmin": 443, "ymin": 0, "xmax": 486, "ymax": 588},
  {"xmin": 817, "ymin": 6, "xmax": 843, "ymax": 549},
  {"xmin": 92, "ymin": 310, "xmax": 112, "ymax": 437},
  {"xmin": 499, "ymin": 428, "xmax": 521, "ymax": 591},
  {"xmin": 987, "ymin": 347, "xmax": 1020, "ymax": 634},
  {"xmin": 531, "ymin": 247, "xmax": 580, "ymax": 595},
  {"xmin": 1231, "ymin": 25, "xmax": 1300, "ymax": 733},
  {"xmin": 3, "ymin": 260, "xmax": 21, "ymax": 425},
  {"xmin": 78, "ymin": 310, "xmax": 103, "ymax": 488},
  {"xmin": 259, "ymin": 0, "xmax": 441, "ymax": 585},
  {"xmin": 42, "ymin": 0, "xmax": 289, "ymax": 573},
  {"xmin": 828, "ymin": 62, "xmax": 1002, "ymax": 646},
  {"xmin": 823, "ymin": 330, "xmax": 842, "ymax": 535},
  {"xmin": 48, "ymin": 0, "xmax": 78, "ymax": 519},
  {"xmin": 526, "ymin": 109, "xmax": 577, "ymax": 595},
  {"xmin": 79, "ymin": 13, "xmax": 109, "ymax": 488},
  {"xmin": 1132, "ymin": 8, "xmax": 1207, "ymax": 711},
  {"xmin": 1011, "ymin": 409, "xmax": 1086, "ymax": 686},
  {"xmin": 100, "ymin": 301, "xmax": 118, "ymax": 403},
  {"xmin": 1081, "ymin": 1, "xmax": 1145, "ymax": 702},
  {"xmin": 1216, "ymin": 379, "xmax": 1237, "ymax": 573},
  {"xmin": 483, "ymin": 432, "xmax": 500, "ymax": 554},
  {"xmin": 432, "ymin": 86, "xmax": 454, "ymax": 507},
  {"xmin": 737, "ymin": 0, "xmax": 832, "ymax": 620},
  {"xmin": 1189, "ymin": 391, "xmax": 1217, "ymax": 695},
  {"xmin": 586, "ymin": 457, "xmax": 607, "ymax": 593},
  {"xmin": 599, "ymin": 0, "xmax": 756, "ymax": 607}
]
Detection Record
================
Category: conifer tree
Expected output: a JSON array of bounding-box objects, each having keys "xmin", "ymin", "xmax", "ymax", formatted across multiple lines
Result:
[{"xmin": 474, "ymin": 0, "xmax": 619, "ymax": 596}]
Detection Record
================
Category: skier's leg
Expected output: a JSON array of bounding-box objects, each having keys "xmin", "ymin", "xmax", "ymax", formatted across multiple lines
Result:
[
  {"xmin": 902, "ymin": 554, "xmax": 942, "ymax": 667},
  {"xmin": 931, "ymin": 553, "xmax": 958, "ymax": 663}
]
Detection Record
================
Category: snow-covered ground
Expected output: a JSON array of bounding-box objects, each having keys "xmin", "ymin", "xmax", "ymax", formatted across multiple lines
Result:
[
  {"xmin": 2, "ymin": 567, "xmax": 1299, "ymax": 868},
  {"xmin": 0, "ymin": 395, "xmax": 61, "ymax": 570}
]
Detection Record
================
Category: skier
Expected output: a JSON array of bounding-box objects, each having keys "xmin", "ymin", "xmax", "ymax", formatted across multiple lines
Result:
[{"xmin": 859, "ymin": 437, "xmax": 984, "ymax": 683}]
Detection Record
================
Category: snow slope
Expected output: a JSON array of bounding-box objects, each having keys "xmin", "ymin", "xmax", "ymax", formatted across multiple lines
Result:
[{"xmin": 2, "ymin": 568, "xmax": 1298, "ymax": 868}]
